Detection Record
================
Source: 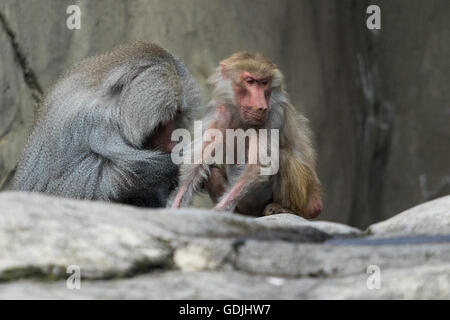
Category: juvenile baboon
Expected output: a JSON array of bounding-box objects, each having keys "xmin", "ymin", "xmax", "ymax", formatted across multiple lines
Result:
[
  {"xmin": 171, "ymin": 52, "xmax": 322, "ymax": 218},
  {"xmin": 13, "ymin": 41, "xmax": 201, "ymax": 207}
]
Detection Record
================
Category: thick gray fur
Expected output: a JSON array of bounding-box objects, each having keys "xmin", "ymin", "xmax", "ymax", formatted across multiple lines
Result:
[{"xmin": 13, "ymin": 41, "xmax": 202, "ymax": 207}]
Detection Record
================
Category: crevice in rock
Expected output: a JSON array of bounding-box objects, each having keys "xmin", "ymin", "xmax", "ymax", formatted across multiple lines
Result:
[
  {"xmin": 0, "ymin": 10, "xmax": 43, "ymax": 104},
  {"xmin": 0, "ymin": 166, "xmax": 16, "ymax": 190},
  {"xmin": 119, "ymin": 256, "xmax": 176, "ymax": 279},
  {"xmin": 0, "ymin": 260, "xmax": 175, "ymax": 283},
  {"xmin": 349, "ymin": 0, "xmax": 394, "ymax": 228},
  {"xmin": 220, "ymin": 237, "xmax": 246, "ymax": 269},
  {"xmin": 235, "ymin": 227, "xmax": 332, "ymax": 244},
  {"xmin": 0, "ymin": 265, "xmax": 67, "ymax": 283},
  {"xmin": 0, "ymin": 238, "xmax": 176, "ymax": 282},
  {"xmin": 0, "ymin": 255, "xmax": 175, "ymax": 283}
]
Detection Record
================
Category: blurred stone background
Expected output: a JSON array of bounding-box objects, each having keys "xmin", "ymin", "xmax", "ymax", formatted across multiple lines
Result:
[{"xmin": 0, "ymin": 0, "xmax": 448, "ymax": 228}]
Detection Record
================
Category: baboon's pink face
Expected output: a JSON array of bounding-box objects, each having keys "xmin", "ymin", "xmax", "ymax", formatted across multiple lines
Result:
[{"xmin": 233, "ymin": 71, "xmax": 272, "ymax": 125}]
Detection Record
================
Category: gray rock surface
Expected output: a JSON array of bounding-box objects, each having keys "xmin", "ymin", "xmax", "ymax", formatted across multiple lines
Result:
[
  {"xmin": 0, "ymin": 191, "xmax": 329, "ymax": 281},
  {"xmin": 1, "ymin": 265, "xmax": 449, "ymax": 300},
  {"xmin": 367, "ymin": 195, "xmax": 450, "ymax": 237},
  {"xmin": 0, "ymin": 191, "xmax": 449, "ymax": 299},
  {"xmin": 257, "ymin": 214, "xmax": 363, "ymax": 237}
]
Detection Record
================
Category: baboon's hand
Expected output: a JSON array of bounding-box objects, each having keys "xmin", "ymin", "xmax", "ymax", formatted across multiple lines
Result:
[{"xmin": 263, "ymin": 203, "xmax": 288, "ymax": 216}]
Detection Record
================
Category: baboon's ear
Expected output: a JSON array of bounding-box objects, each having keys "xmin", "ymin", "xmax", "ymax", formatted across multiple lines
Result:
[{"xmin": 220, "ymin": 63, "xmax": 229, "ymax": 80}]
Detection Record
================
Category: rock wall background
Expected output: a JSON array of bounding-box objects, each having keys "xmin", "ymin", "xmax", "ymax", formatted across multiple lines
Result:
[{"xmin": 0, "ymin": 0, "xmax": 449, "ymax": 228}]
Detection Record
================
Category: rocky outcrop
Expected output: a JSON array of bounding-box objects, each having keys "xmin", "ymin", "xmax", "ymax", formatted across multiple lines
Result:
[
  {"xmin": 0, "ymin": 191, "xmax": 448, "ymax": 299},
  {"xmin": 367, "ymin": 195, "xmax": 450, "ymax": 237}
]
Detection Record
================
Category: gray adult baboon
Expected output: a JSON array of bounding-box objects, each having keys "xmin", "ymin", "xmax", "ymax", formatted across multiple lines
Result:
[{"xmin": 13, "ymin": 41, "xmax": 202, "ymax": 207}]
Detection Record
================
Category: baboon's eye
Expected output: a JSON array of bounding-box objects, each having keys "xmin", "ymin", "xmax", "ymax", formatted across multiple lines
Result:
[
  {"xmin": 245, "ymin": 78, "xmax": 255, "ymax": 84},
  {"xmin": 260, "ymin": 79, "xmax": 268, "ymax": 86}
]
